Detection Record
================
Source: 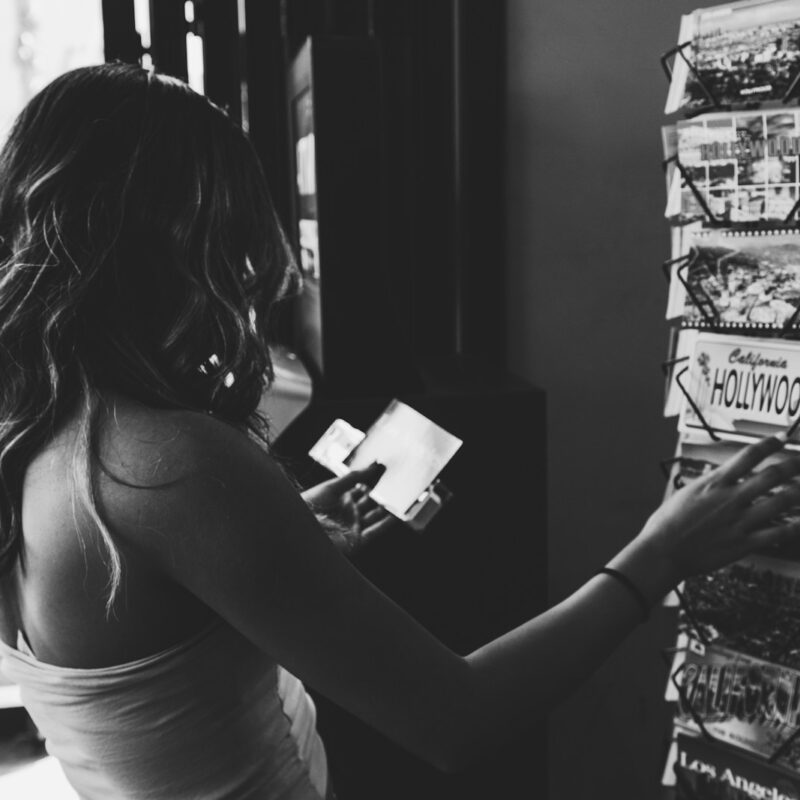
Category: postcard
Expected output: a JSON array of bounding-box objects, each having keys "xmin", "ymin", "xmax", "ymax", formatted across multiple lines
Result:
[
  {"xmin": 309, "ymin": 402, "xmax": 461, "ymax": 529},
  {"xmin": 661, "ymin": 736, "xmax": 680, "ymax": 788},
  {"xmin": 662, "ymin": 438, "xmax": 736, "ymax": 501},
  {"xmin": 672, "ymin": 640, "xmax": 800, "ymax": 768},
  {"xmin": 666, "ymin": 228, "xmax": 800, "ymax": 329},
  {"xmin": 344, "ymin": 400, "xmax": 462, "ymax": 519},
  {"xmin": 670, "ymin": 110, "xmax": 800, "ymax": 224},
  {"xmin": 665, "ymin": 0, "xmax": 800, "ymax": 115},
  {"xmin": 308, "ymin": 418, "xmax": 366, "ymax": 477},
  {"xmin": 665, "ymin": 435, "xmax": 796, "ymax": 490},
  {"xmin": 664, "ymin": 432, "xmax": 800, "ymax": 529},
  {"xmin": 679, "ymin": 553, "xmax": 800, "ymax": 669},
  {"xmin": 668, "ymin": 731, "xmax": 800, "ymax": 797},
  {"xmin": 676, "ymin": 332, "xmax": 800, "ymax": 442}
]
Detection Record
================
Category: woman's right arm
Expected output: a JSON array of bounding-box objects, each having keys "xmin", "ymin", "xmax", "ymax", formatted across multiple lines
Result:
[{"xmin": 99, "ymin": 411, "xmax": 800, "ymax": 773}]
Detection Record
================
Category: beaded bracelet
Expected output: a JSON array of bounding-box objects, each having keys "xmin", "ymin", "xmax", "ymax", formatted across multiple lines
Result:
[{"xmin": 596, "ymin": 567, "xmax": 650, "ymax": 623}]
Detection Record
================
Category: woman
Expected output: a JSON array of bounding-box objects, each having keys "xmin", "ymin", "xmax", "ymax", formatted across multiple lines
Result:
[{"xmin": 0, "ymin": 63, "xmax": 799, "ymax": 800}]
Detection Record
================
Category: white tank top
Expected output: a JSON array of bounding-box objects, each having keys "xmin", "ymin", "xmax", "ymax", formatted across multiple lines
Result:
[{"xmin": 0, "ymin": 618, "xmax": 328, "ymax": 800}]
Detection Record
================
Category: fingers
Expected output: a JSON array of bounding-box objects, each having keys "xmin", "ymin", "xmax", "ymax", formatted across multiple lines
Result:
[
  {"xmin": 348, "ymin": 484, "xmax": 379, "ymax": 511},
  {"xmin": 318, "ymin": 461, "xmax": 386, "ymax": 493},
  {"xmin": 737, "ymin": 456, "xmax": 800, "ymax": 504},
  {"xmin": 361, "ymin": 511, "xmax": 397, "ymax": 543},
  {"xmin": 349, "ymin": 461, "xmax": 387, "ymax": 489},
  {"xmin": 747, "ymin": 518, "xmax": 800, "ymax": 552},
  {"xmin": 346, "ymin": 484, "xmax": 395, "ymax": 540},
  {"xmin": 713, "ymin": 434, "xmax": 787, "ymax": 485},
  {"xmin": 360, "ymin": 504, "xmax": 388, "ymax": 528},
  {"xmin": 317, "ymin": 471, "xmax": 364, "ymax": 493},
  {"xmin": 741, "ymin": 478, "xmax": 800, "ymax": 530}
]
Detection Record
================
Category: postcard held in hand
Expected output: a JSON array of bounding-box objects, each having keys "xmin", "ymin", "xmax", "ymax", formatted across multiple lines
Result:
[
  {"xmin": 677, "ymin": 332, "xmax": 800, "ymax": 443},
  {"xmin": 308, "ymin": 400, "xmax": 462, "ymax": 531}
]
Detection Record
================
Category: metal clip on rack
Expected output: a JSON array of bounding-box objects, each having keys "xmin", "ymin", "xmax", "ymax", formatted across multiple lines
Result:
[
  {"xmin": 660, "ymin": 649, "xmax": 715, "ymax": 741},
  {"xmin": 660, "ymin": 41, "xmax": 727, "ymax": 118},
  {"xmin": 675, "ymin": 257, "xmax": 720, "ymax": 325},
  {"xmin": 662, "ymin": 155, "xmax": 724, "ymax": 226},
  {"xmin": 661, "ymin": 253, "xmax": 690, "ymax": 284},
  {"xmin": 661, "ymin": 355, "xmax": 721, "ymax": 441}
]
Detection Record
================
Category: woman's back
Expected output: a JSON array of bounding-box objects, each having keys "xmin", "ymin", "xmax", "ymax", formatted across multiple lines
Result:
[
  {"xmin": 0, "ymin": 397, "xmax": 213, "ymax": 669},
  {"xmin": 0, "ymin": 616, "xmax": 328, "ymax": 800},
  {"xmin": 0, "ymin": 398, "xmax": 329, "ymax": 800}
]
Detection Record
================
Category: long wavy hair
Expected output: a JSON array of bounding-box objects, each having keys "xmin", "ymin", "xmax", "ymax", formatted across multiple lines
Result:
[{"xmin": 0, "ymin": 63, "xmax": 298, "ymax": 609}]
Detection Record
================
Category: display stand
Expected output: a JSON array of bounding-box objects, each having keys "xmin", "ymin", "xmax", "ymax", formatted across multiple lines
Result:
[{"xmin": 658, "ymin": 4, "xmax": 800, "ymax": 794}]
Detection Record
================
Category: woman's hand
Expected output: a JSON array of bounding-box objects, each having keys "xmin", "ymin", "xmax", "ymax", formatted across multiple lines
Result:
[
  {"xmin": 301, "ymin": 463, "xmax": 395, "ymax": 555},
  {"xmin": 635, "ymin": 434, "xmax": 800, "ymax": 584}
]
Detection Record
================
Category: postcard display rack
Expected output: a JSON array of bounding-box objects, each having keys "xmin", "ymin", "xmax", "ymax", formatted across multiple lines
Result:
[{"xmin": 659, "ymin": 2, "xmax": 800, "ymax": 797}]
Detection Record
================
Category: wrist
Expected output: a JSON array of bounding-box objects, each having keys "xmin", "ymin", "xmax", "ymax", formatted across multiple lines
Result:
[{"xmin": 606, "ymin": 536, "xmax": 681, "ymax": 608}]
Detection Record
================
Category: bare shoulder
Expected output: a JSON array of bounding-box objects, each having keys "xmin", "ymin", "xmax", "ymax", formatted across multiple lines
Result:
[
  {"xmin": 94, "ymin": 393, "xmax": 304, "ymax": 585},
  {"xmin": 15, "ymin": 395, "xmax": 263, "ymax": 664},
  {"xmin": 96, "ymin": 393, "xmax": 272, "ymax": 488}
]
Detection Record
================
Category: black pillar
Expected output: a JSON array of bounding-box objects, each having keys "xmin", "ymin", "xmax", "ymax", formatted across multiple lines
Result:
[
  {"xmin": 198, "ymin": 0, "xmax": 242, "ymax": 122},
  {"xmin": 149, "ymin": 0, "xmax": 188, "ymax": 80},
  {"xmin": 102, "ymin": 0, "xmax": 142, "ymax": 64}
]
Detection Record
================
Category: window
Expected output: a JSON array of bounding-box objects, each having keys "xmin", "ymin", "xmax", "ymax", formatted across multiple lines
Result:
[{"xmin": 0, "ymin": 0, "xmax": 104, "ymax": 140}]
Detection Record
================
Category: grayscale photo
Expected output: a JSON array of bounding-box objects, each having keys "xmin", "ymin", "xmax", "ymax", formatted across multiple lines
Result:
[{"xmin": 5, "ymin": 2, "xmax": 800, "ymax": 800}]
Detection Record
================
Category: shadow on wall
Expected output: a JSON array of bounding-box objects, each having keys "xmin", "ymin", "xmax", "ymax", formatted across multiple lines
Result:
[{"xmin": 505, "ymin": 0, "xmax": 703, "ymax": 798}]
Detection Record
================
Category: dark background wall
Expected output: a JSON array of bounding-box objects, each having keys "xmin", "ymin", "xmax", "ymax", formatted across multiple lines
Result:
[{"xmin": 505, "ymin": 1, "xmax": 708, "ymax": 797}]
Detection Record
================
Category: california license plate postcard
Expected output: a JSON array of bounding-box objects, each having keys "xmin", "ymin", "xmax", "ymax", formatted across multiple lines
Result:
[
  {"xmin": 673, "ymin": 641, "xmax": 800, "ymax": 768},
  {"xmin": 669, "ymin": 111, "xmax": 800, "ymax": 224},
  {"xmin": 677, "ymin": 332, "xmax": 800, "ymax": 442},
  {"xmin": 667, "ymin": 228, "xmax": 800, "ymax": 329},
  {"xmin": 665, "ymin": 0, "xmax": 800, "ymax": 115}
]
